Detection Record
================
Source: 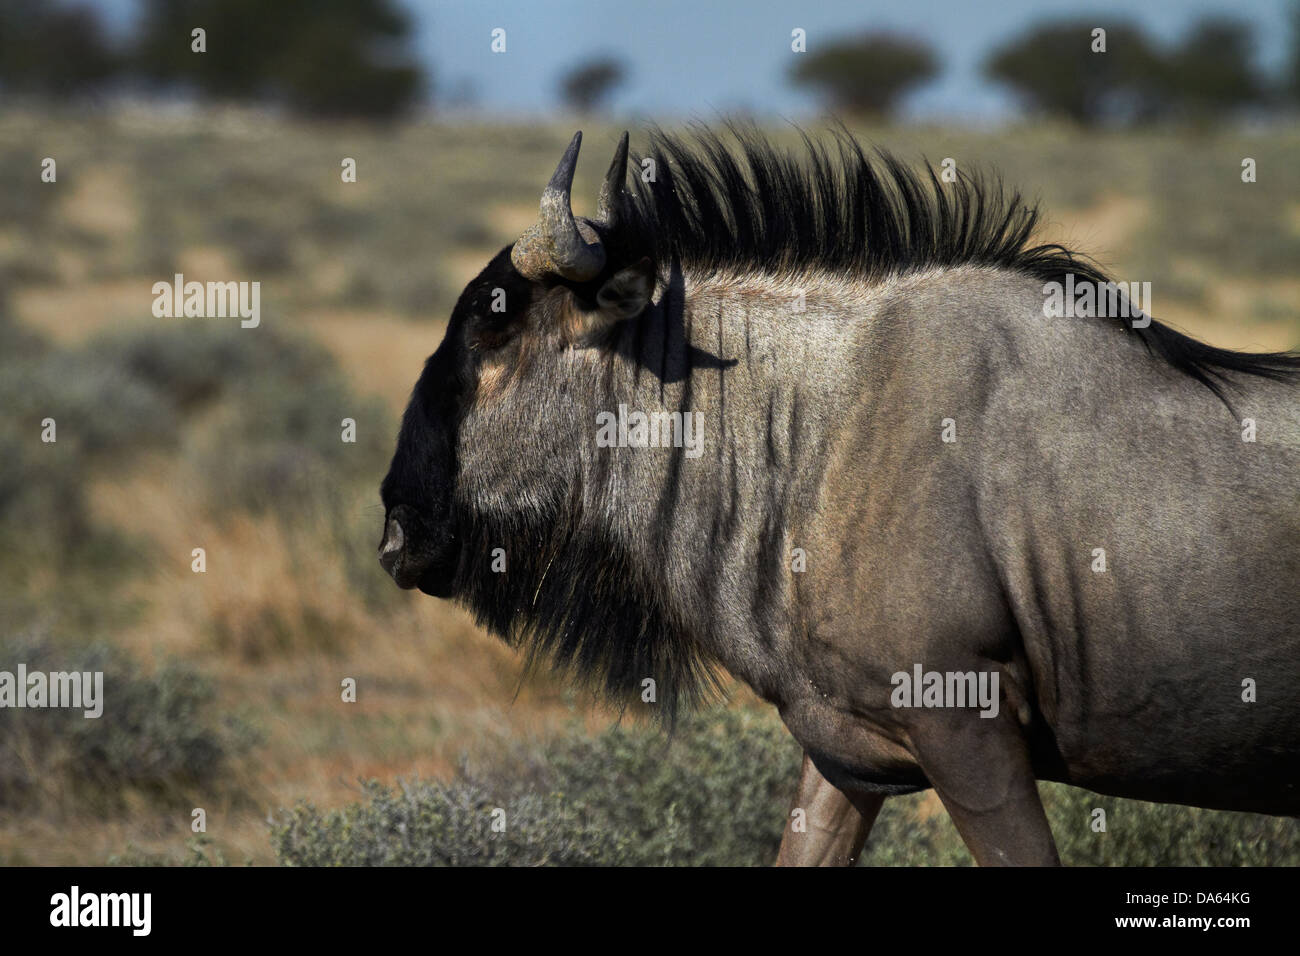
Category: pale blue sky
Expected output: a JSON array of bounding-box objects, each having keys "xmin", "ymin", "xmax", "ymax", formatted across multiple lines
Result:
[{"xmin": 96, "ymin": 0, "xmax": 1294, "ymax": 121}]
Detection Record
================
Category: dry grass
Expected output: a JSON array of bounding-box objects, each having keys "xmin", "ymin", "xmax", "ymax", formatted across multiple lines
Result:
[
  {"xmin": 12, "ymin": 280, "xmax": 148, "ymax": 343},
  {"xmin": 55, "ymin": 453, "xmax": 621, "ymax": 864},
  {"xmin": 311, "ymin": 312, "xmax": 445, "ymax": 413}
]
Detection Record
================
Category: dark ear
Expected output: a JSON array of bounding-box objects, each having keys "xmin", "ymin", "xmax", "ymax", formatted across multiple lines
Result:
[
  {"xmin": 595, "ymin": 257, "xmax": 655, "ymax": 322},
  {"xmin": 569, "ymin": 257, "xmax": 655, "ymax": 344}
]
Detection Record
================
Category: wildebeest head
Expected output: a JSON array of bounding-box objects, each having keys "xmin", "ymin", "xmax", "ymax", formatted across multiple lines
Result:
[{"xmin": 378, "ymin": 131, "xmax": 654, "ymax": 598}]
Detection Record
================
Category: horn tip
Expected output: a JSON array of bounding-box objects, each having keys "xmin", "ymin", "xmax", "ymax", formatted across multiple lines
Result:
[{"xmin": 560, "ymin": 130, "xmax": 582, "ymax": 160}]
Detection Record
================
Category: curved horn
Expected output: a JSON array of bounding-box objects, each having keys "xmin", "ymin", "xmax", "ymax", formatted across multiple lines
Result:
[
  {"xmin": 596, "ymin": 131, "xmax": 630, "ymax": 225},
  {"xmin": 511, "ymin": 131, "xmax": 606, "ymax": 282}
]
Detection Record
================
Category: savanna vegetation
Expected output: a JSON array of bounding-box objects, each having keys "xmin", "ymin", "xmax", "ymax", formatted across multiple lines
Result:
[{"xmin": 1, "ymin": 110, "xmax": 1297, "ymax": 864}]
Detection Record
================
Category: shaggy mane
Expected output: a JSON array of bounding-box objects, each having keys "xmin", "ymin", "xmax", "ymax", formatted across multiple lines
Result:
[{"xmin": 606, "ymin": 125, "xmax": 1300, "ymax": 401}]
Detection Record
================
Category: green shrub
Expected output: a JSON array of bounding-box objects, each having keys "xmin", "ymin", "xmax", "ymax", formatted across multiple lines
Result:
[
  {"xmin": 0, "ymin": 309, "xmax": 47, "ymax": 360},
  {"xmin": 859, "ymin": 782, "xmax": 1299, "ymax": 866},
  {"xmin": 0, "ymin": 348, "xmax": 177, "ymax": 462},
  {"xmin": 85, "ymin": 322, "xmax": 394, "ymax": 523},
  {"xmin": 107, "ymin": 835, "xmax": 241, "ymax": 867},
  {"xmin": 89, "ymin": 322, "xmax": 337, "ymax": 410},
  {"xmin": 858, "ymin": 794, "xmax": 972, "ymax": 866},
  {"xmin": 0, "ymin": 631, "xmax": 258, "ymax": 813},
  {"xmin": 271, "ymin": 708, "xmax": 801, "ymax": 866},
  {"xmin": 272, "ymin": 781, "xmax": 620, "ymax": 866},
  {"xmin": 0, "ymin": 318, "xmax": 395, "ymax": 630},
  {"xmin": 0, "ymin": 323, "xmax": 166, "ymax": 613},
  {"xmin": 1044, "ymin": 783, "xmax": 1300, "ymax": 866},
  {"xmin": 0, "ymin": 145, "xmax": 59, "ymax": 227},
  {"xmin": 194, "ymin": 372, "xmax": 390, "ymax": 519},
  {"xmin": 271, "ymin": 708, "xmax": 1300, "ymax": 867}
]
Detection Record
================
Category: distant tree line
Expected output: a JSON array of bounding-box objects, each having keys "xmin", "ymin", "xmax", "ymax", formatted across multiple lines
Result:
[
  {"xmin": 0, "ymin": 0, "xmax": 424, "ymax": 118},
  {"xmin": 982, "ymin": 18, "xmax": 1269, "ymax": 125},
  {"xmin": 793, "ymin": 13, "xmax": 1300, "ymax": 125},
  {"xmin": 2, "ymin": 1, "xmax": 1300, "ymax": 125}
]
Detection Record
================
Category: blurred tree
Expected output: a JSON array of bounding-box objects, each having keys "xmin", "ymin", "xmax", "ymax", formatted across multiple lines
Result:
[
  {"xmin": 984, "ymin": 21, "xmax": 1167, "ymax": 126},
  {"xmin": 1291, "ymin": 0, "xmax": 1300, "ymax": 104},
  {"xmin": 1163, "ymin": 18, "xmax": 1262, "ymax": 120},
  {"xmin": 133, "ymin": 0, "xmax": 423, "ymax": 118},
  {"xmin": 0, "ymin": 0, "xmax": 118, "ymax": 98},
  {"xmin": 559, "ymin": 57, "xmax": 626, "ymax": 113},
  {"xmin": 789, "ymin": 33, "xmax": 939, "ymax": 119}
]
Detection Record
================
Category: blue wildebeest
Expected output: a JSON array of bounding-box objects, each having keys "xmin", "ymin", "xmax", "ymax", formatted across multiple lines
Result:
[{"xmin": 379, "ymin": 129, "xmax": 1300, "ymax": 865}]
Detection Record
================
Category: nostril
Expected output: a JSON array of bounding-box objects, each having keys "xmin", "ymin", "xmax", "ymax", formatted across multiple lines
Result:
[
  {"xmin": 379, "ymin": 518, "xmax": 404, "ymax": 574},
  {"xmin": 380, "ymin": 518, "xmax": 404, "ymax": 555}
]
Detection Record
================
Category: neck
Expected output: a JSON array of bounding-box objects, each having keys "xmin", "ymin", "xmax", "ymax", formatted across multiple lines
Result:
[{"xmin": 572, "ymin": 264, "xmax": 887, "ymax": 697}]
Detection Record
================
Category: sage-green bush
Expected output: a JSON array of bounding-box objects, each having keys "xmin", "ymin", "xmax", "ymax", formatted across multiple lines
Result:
[
  {"xmin": 0, "ymin": 632, "xmax": 257, "ymax": 813},
  {"xmin": 271, "ymin": 709, "xmax": 1300, "ymax": 867},
  {"xmin": 0, "ymin": 316, "xmax": 396, "ymax": 631},
  {"xmin": 272, "ymin": 708, "xmax": 801, "ymax": 866}
]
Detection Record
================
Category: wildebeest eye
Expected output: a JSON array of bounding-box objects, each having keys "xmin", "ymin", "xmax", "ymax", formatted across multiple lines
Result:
[{"xmin": 466, "ymin": 315, "xmax": 518, "ymax": 352}]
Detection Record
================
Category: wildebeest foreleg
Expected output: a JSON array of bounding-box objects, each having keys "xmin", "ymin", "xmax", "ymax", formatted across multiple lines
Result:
[
  {"xmin": 775, "ymin": 753, "xmax": 885, "ymax": 866},
  {"xmin": 911, "ymin": 715, "xmax": 1060, "ymax": 866}
]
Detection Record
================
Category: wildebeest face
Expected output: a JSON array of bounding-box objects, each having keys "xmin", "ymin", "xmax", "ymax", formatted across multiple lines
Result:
[
  {"xmin": 378, "ymin": 131, "xmax": 653, "ymax": 598},
  {"xmin": 377, "ymin": 247, "xmax": 531, "ymax": 595}
]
